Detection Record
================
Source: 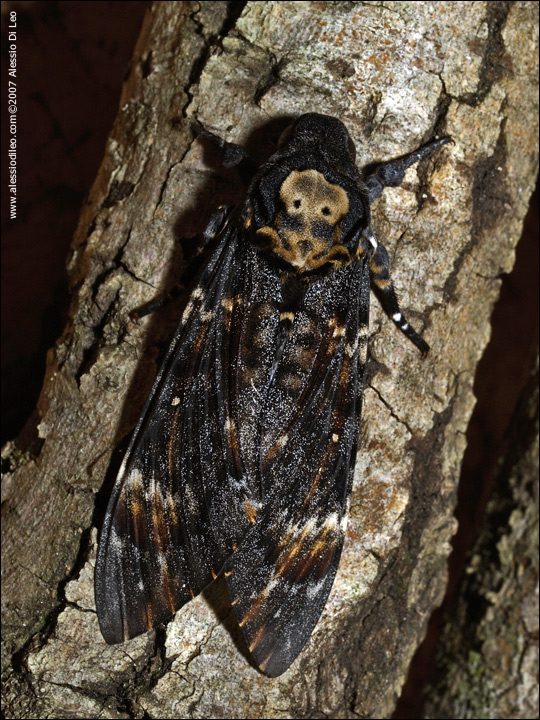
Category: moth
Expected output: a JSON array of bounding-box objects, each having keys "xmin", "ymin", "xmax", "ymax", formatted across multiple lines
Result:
[{"xmin": 95, "ymin": 114, "xmax": 449, "ymax": 677}]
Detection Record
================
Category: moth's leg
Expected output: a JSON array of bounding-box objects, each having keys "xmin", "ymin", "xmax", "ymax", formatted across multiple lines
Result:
[
  {"xmin": 133, "ymin": 205, "xmax": 232, "ymax": 319},
  {"xmin": 366, "ymin": 228, "xmax": 429, "ymax": 355},
  {"xmin": 365, "ymin": 137, "xmax": 451, "ymax": 203},
  {"xmin": 191, "ymin": 120, "xmax": 258, "ymax": 181},
  {"xmin": 186, "ymin": 204, "xmax": 233, "ymax": 260}
]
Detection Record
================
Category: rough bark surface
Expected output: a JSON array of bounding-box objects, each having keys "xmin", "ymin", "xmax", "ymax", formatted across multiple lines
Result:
[
  {"xmin": 2, "ymin": 2, "xmax": 538, "ymax": 718},
  {"xmin": 423, "ymin": 357, "xmax": 539, "ymax": 719}
]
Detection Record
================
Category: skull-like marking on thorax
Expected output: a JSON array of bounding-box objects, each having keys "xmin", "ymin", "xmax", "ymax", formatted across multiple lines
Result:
[{"xmin": 257, "ymin": 169, "xmax": 352, "ymax": 272}]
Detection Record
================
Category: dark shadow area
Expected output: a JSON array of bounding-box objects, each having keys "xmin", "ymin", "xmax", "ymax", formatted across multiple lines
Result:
[{"xmin": 202, "ymin": 575, "xmax": 261, "ymax": 673}]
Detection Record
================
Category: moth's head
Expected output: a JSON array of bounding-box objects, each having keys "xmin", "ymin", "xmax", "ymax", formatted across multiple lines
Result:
[{"xmin": 278, "ymin": 113, "xmax": 357, "ymax": 167}]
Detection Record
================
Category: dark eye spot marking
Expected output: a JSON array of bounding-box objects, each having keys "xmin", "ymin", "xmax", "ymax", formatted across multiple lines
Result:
[
  {"xmin": 321, "ymin": 206, "xmax": 331, "ymax": 216},
  {"xmin": 293, "ymin": 199, "xmax": 302, "ymax": 209}
]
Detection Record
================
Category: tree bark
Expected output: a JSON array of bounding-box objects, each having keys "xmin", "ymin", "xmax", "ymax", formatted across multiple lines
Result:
[
  {"xmin": 422, "ymin": 355, "xmax": 539, "ymax": 720},
  {"xmin": 2, "ymin": 2, "xmax": 538, "ymax": 718}
]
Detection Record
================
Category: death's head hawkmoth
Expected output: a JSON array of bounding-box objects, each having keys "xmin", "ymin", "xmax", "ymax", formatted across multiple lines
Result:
[{"xmin": 95, "ymin": 114, "xmax": 449, "ymax": 677}]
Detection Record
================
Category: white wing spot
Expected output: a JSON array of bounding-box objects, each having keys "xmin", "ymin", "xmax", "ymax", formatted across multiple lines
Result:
[
  {"xmin": 182, "ymin": 300, "xmax": 194, "ymax": 322},
  {"xmin": 359, "ymin": 341, "xmax": 368, "ymax": 364},
  {"xmin": 127, "ymin": 468, "xmax": 144, "ymax": 491},
  {"xmin": 109, "ymin": 527, "xmax": 123, "ymax": 553},
  {"xmin": 306, "ymin": 577, "xmax": 327, "ymax": 600},
  {"xmin": 145, "ymin": 474, "xmax": 158, "ymax": 503},
  {"xmin": 323, "ymin": 512, "xmax": 339, "ymax": 531},
  {"xmin": 199, "ymin": 309, "xmax": 213, "ymax": 323},
  {"xmin": 288, "ymin": 517, "xmax": 317, "ymax": 540},
  {"xmin": 158, "ymin": 552, "xmax": 168, "ymax": 574}
]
